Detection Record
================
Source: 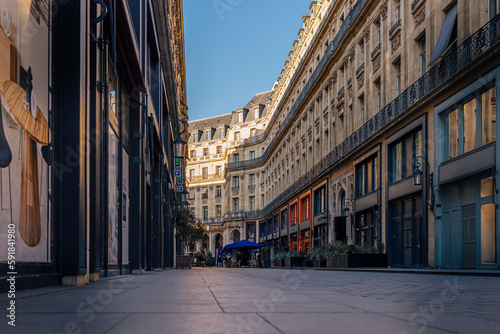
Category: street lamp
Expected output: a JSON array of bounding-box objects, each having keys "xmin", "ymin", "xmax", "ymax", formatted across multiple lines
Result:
[
  {"xmin": 412, "ymin": 156, "xmax": 434, "ymax": 212},
  {"xmin": 173, "ymin": 135, "xmax": 186, "ymax": 159},
  {"xmin": 343, "ymin": 198, "xmax": 355, "ymax": 216},
  {"xmin": 163, "ymin": 118, "xmax": 187, "ymax": 160}
]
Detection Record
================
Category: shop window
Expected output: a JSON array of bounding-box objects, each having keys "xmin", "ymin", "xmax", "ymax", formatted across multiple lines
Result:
[
  {"xmin": 389, "ymin": 128, "xmax": 423, "ymax": 183},
  {"xmin": 356, "ymin": 154, "xmax": 379, "ymax": 197},
  {"xmin": 482, "ymin": 86, "xmax": 496, "ymax": 145},
  {"xmin": 314, "ymin": 186, "xmax": 326, "ymax": 216},
  {"xmin": 444, "ymin": 83, "xmax": 496, "ymax": 160},
  {"xmin": 481, "ymin": 202, "xmax": 496, "ymax": 264},
  {"xmin": 247, "ymin": 224, "xmax": 255, "ymax": 241}
]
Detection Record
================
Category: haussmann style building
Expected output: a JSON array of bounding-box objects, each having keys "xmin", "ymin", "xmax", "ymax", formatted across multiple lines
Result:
[{"xmin": 188, "ymin": 0, "xmax": 500, "ymax": 270}]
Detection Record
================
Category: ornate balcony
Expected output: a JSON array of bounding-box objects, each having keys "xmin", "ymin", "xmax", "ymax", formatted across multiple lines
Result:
[
  {"xmin": 371, "ymin": 43, "xmax": 381, "ymax": 60},
  {"xmin": 389, "ymin": 19, "xmax": 401, "ymax": 39},
  {"xmin": 356, "ymin": 63, "xmax": 365, "ymax": 78}
]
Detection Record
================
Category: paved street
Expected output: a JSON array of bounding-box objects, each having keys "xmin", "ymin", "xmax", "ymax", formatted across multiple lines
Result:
[{"xmin": 2, "ymin": 268, "xmax": 499, "ymax": 334}]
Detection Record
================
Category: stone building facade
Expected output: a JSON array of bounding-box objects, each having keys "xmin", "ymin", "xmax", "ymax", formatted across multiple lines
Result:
[{"xmin": 190, "ymin": 0, "xmax": 500, "ymax": 270}]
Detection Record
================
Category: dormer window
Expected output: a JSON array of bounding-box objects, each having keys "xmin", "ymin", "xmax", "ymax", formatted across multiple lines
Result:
[
  {"xmin": 238, "ymin": 112, "xmax": 243, "ymax": 123},
  {"xmin": 193, "ymin": 132, "xmax": 199, "ymax": 142},
  {"xmin": 206, "ymin": 130, "xmax": 211, "ymax": 140},
  {"xmin": 219, "ymin": 127, "xmax": 225, "ymax": 138},
  {"xmin": 254, "ymin": 108, "xmax": 259, "ymax": 119}
]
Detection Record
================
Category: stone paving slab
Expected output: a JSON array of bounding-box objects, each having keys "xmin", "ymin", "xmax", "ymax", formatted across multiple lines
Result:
[{"xmin": 1, "ymin": 268, "xmax": 499, "ymax": 333}]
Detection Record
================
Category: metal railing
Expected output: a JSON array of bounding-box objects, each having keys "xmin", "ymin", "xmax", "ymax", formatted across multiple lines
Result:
[
  {"xmin": 371, "ymin": 43, "xmax": 381, "ymax": 59},
  {"xmin": 411, "ymin": 0, "xmax": 424, "ymax": 12},
  {"xmin": 225, "ymin": 12, "xmax": 500, "ymax": 221},
  {"xmin": 338, "ymin": 86, "xmax": 345, "ymax": 97},
  {"xmin": 356, "ymin": 63, "xmax": 365, "ymax": 77},
  {"xmin": 225, "ymin": 0, "xmax": 368, "ymax": 157},
  {"xmin": 389, "ymin": 19, "xmax": 401, "ymax": 38},
  {"xmin": 189, "ymin": 174, "xmax": 224, "ymax": 182}
]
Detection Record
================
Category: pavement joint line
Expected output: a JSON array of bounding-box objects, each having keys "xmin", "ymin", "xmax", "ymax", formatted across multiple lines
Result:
[
  {"xmin": 198, "ymin": 270, "xmax": 225, "ymax": 313},
  {"xmin": 256, "ymin": 312, "xmax": 285, "ymax": 334},
  {"xmin": 0, "ymin": 286, "xmax": 79, "ymax": 304},
  {"xmin": 102, "ymin": 312, "xmax": 133, "ymax": 334},
  {"xmin": 365, "ymin": 310, "xmax": 462, "ymax": 334}
]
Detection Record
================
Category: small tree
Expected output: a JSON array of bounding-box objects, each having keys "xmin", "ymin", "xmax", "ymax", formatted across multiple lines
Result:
[{"xmin": 175, "ymin": 204, "xmax": 206, "ymax": 252}]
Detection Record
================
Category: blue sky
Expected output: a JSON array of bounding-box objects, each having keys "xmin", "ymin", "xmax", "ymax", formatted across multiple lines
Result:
[{"xmin": 183, "ymin": 1, "xmax": 310, "ymax": 121}]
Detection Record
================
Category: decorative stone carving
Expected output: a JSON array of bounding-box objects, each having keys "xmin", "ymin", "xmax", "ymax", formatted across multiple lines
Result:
[
  {"xmin": 391, "ymin": 34, "xmax": 401, "ymax": 54},
  {"xmin": 358, "ymin": 75, "xmax": 364, "ymax": 89},
  {"xmin": 232, "ymin": 189, "xmax": 239, "ymax": 196},
  {"xmin": 380, "ymin": 0, "xmax": 388, "ymax": 20},
  {"xmin": 414, "ymin": 7, "xmax": 425, "ymax": 27},
  {"xmin": 349, "ymin": 46, "xmax": 355, "ymax": 61},
  {"xmin": 317, "ymin": 91, "xmax": 323, "ymax": 102},
  {"xmin": 363, "ymin": 26, "xmax": 370, "ymax": 41},
  {"xmin": 332, "ymin": 71, "xmax": 338, "ymax": 83},
  {"xmin": 343, "ymin": 56, "xmax": 349, "ymax": 69}
]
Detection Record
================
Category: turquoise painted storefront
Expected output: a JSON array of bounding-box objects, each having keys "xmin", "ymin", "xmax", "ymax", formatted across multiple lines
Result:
[{"xmin": 435, "ymin": 68, "xmax": 500, "ymax": 269}]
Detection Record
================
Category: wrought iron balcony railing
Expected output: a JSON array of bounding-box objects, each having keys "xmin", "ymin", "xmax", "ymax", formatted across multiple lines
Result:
[
  {"xmin": 356, "ymin": 63, "xmax": 365, "ymax": 77},
  {"xmin": 371, "ymin": 43, "xmax": 381, "ymax": 60},
  {"xmin": 389, "ymin": 19, "xmax": 401, "ymax": 38},
  {"xmin": 223, "ymin": 12, "xmax": 500, "ymax": 221}
]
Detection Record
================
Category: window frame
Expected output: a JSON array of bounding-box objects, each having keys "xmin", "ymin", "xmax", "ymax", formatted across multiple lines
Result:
[{"xmin": 440, "ymin": 80, "xmax": 496, "ymax": 161}]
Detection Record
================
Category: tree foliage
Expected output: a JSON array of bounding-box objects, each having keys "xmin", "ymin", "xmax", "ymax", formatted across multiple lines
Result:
[{"xmin": 175, "ymin": 204, "xmax": 206, "ymax": 247}]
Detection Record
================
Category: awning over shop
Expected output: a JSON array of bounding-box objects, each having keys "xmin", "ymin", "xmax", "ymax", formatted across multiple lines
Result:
[
  {"xmin": 428, "ymin": 4, "xmax": 458, "ymax": 65},
  {"xmin": 223, "ymin": 240, "xmax": 264, "ymax": 251}
]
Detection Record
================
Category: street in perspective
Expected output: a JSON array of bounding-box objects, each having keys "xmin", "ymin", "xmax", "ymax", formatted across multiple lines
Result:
[
  {"xmin": 2, "ymin": 0, "xmax": 500, "ymax": 333},
  {"xmin": 2, "ymin": 268, "xmax": 500, "ymax": 334}
]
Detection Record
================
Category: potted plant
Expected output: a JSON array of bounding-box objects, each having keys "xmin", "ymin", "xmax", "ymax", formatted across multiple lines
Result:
[
  {"xmin": 273, "ymin": 248, "xmax": 288, "ymax": 268},
  {"xmin": 326, "ymin": 241, "xmax": 387, "ymax": 268},
  {"xmin": 285, "ymin": 250, "xmax": 314, "ymax": 268},
  {"xmin": 311, "ymin": 246, "xmax": 328, "ymax": 268}
]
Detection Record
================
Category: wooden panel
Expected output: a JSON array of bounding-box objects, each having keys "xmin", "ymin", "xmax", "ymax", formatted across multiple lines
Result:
[
  {"xmin": 0, "ymin": 27, "xmax": 14, "ymax": 93},
  {"xmin": 355, "ymin": 190, "xmax": 378, "ymax": 212},
  {"xmin": 388, "ymin": 177, "xmax": 421, "ymax": 201},
  {"xmin": 439, "ymin": 143, "xmax": 495, "ymax": 184}
]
